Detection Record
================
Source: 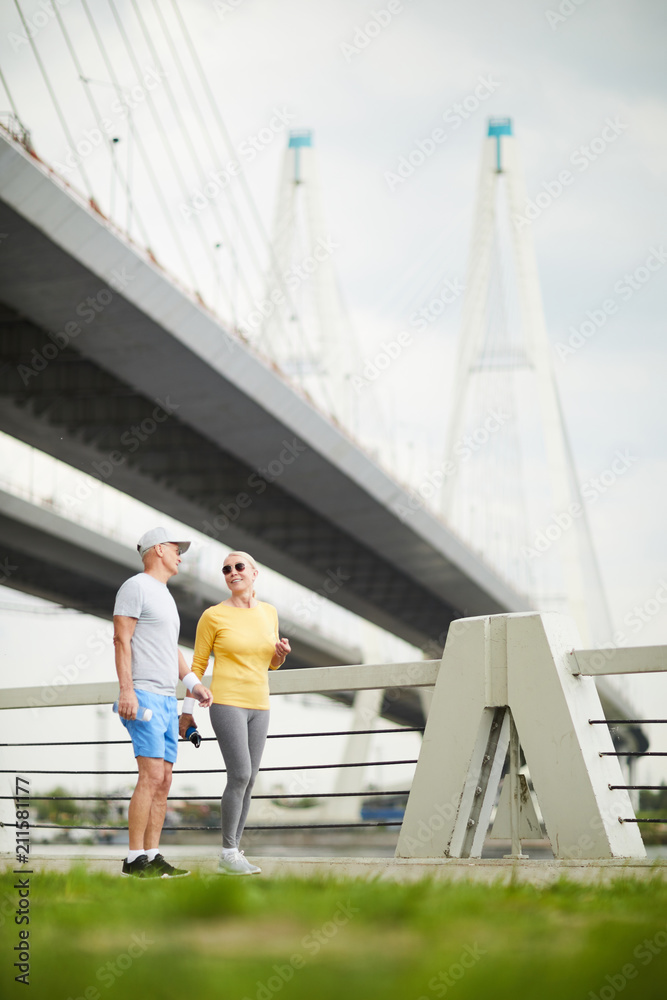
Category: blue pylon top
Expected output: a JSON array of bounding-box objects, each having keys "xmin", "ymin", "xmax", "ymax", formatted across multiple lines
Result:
[
  {"xmin": 288, "ymin": 129, "xmax": 312, "ymax": 184},
  {"xmin": 288, "ymin": 129, "xmax": 313, "ymax": 147},
  {"xmin": 487, "ymin": 117, "xmax": 512, "ymax": 173}
]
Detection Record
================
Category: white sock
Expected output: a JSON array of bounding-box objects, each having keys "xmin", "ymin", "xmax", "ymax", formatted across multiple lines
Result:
[
  {"xmin": 145, "ymin": 848, "xmax": 160, "ymax": 861},
  {"xmin": 221, "ymin": 847, "xmax": 237, "ymax": 857},
  {"xmin": 126, "ymin": 849, "xmax": 147, "ymax": 863}
]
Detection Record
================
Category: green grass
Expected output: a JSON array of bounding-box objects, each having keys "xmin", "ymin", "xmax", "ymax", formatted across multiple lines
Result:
[{"xmin": 2, "ymin": 867, "xmax": 667, "ymax": 999}]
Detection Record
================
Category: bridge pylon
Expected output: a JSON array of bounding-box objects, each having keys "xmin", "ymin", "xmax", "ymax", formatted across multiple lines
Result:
[
  {"xmin": 440, "ymin": 118, "xmax": 610, "ymax": 650},
  {"xmin": 254, "ymin": 129, "xmax": 360, "ymax": 431}
]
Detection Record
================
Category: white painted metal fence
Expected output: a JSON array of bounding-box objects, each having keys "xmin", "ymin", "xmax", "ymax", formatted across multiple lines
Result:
[{"xmin": 2, "ymin": 612, "xmax": 663, "ymax": 860}]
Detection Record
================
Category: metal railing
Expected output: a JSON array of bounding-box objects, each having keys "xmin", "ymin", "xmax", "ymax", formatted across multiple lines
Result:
[
  {"xmin": 0, "ymin": 659, "xmax": 434, "ymax": 849},
  {"xmin": 2, "ymin": 614, "xmax": 667, "ymax": 860}
]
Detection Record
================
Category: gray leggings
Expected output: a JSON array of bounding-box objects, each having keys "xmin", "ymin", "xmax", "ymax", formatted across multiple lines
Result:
[{"xmin": 210, "ymin": 703, "xmax": 270, "ymax": 849}]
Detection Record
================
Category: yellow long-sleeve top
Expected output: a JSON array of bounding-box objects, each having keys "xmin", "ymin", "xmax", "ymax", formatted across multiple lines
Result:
[{"xmin": 191, "ymin": 601, "xmax": 281, "ymax": 710}]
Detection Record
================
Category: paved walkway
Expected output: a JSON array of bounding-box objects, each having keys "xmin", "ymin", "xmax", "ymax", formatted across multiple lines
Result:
[{"xmin": 4, "ymin": 854, "xmax": 667, "ymax": 884}]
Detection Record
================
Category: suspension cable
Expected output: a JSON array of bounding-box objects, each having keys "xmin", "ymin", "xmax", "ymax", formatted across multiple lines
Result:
[
  {"xmin": 106, "ymin": 0, "xmax": 216, "ymax": 289},
  {"xmin": 145, "ymin": 0, "xmax": 256, "ymax": 319},
  {"xmin": 126, "ymin": 0, "xmax": 241, "ymax": 316},
  {"xmin": 52, "ymin": 2, "xmax": 151, "ymax": 249},
  {"xmin": 168, "ymin": 0, "xmax": 277, "ymax": 275},
  {"xmin": 12, "ymin": 0, "xmax": 96, "ymax": 204},
  {"xmin": 78, "ymin": 0, "xmax": 197, "ymax": 290},
  {"xmin": 0, "ymin": 61, "xmax": 20, "ymax": 120},
  {"xmin": 168, "ymin": 0, "xmax": 317, "ymax": 370}
]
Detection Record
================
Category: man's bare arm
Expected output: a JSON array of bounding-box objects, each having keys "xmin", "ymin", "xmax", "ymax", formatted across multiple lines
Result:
[{"xmin": 113, "ymin": 615, "xmax": 138, "ymax": 720}]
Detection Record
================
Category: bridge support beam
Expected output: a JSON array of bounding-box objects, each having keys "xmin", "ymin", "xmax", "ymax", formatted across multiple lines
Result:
[{"xmin": 396, "ymin": 612, "xmax": 645, "ymax": 860}]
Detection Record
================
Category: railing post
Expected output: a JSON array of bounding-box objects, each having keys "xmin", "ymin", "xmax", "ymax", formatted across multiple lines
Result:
[{"xmin": 397, "ymin": 612, "xmax": 645, "ymax": 860}]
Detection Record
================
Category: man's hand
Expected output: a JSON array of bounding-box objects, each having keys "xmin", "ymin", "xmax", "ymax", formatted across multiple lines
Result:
[
  {"xmin": 193, "ymin": 682, "xmax": 213, "ymax": 708},
  {"xmin": 179, "ymin": 713, "xmax": 195, "ymax": 738},
  {"xmin": 117, "ymin": 688, "xmax": 139, "ymax": 721}
]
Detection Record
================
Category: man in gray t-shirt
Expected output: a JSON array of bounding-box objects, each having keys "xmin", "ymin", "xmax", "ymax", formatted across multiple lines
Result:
[
  {"xmin": 114, "ymin": 573, "xmax": 181, "ymax": 696},
  {"xmin": 113, "ymin": 526, "xmax": 212, "ymax": 879}
]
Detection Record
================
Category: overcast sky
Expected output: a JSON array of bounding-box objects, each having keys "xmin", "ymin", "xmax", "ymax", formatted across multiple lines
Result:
[{"xmin": 1, "ymin": 0, "xmax": 666, "ymax": 795}]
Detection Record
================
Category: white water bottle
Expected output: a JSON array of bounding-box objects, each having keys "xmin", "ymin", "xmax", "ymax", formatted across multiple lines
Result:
[{"xmin": 113, "ymin": 701, "xmax": 152, "ymax": 722}]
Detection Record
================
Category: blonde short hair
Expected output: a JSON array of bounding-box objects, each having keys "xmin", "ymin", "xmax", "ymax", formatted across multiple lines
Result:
[{"xmin": 224, "ymin": 550, "xmax": 257, "ymax": 570}]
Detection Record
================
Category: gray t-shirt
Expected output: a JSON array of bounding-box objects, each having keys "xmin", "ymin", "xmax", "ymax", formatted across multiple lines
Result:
[{"xmin": 113, "ymin": 573, "xmax": 180, "ymax": 696}]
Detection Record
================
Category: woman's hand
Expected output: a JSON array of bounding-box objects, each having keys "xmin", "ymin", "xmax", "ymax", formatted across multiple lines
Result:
[
  {"xmin": 193, "ymin": 682, "xmax": 213, "ymax": 708},
  {"xmin": 272, "ymin": 637, "xmax": 291, "ymax": 668}
]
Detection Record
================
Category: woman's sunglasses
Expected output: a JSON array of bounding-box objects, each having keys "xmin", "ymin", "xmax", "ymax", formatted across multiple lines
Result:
[{"xmin": 222, "ymin": 562, "xmax": 246, "ymax": 575}]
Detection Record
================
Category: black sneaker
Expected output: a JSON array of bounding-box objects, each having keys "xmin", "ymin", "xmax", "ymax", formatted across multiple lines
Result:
[
  {"xmin": 147, "ymin": 853, "xmax": 190, "ymax": 878},
  {"xmin": 121, "ymin": 854, "xmax": 156, "ymax": 878}
]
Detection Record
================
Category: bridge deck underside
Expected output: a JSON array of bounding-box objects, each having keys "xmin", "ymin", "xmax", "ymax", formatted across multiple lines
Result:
[
  {"xmin": 1, "ymin": 300, "xmax": 460, "ymax": 647},
  {"xmin": 0, "ymin": 147, "xmax": 528, "ymax": 659}
]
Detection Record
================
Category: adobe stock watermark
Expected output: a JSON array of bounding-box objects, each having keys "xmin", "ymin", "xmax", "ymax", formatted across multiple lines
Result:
[
  {"xmin": 399, "ymin": 789, "xmax": 463, "ymax": 855},
  {"xmin": 59, "ymin": 396, "xmax": 181, "ymax": 510},
  {"xmin": 352, "ymin": 276, "xmax": 465, "ymax": 392},
  {"xmin": 213, "ymin": 0, "xmax": 246, "ymax": 16},
  {"xmin": 521, "ymin": 449, "xmax": 638, "ymax": 560},
  {"xmin": 556, "ymin": 799, "xmax": 634, "ymax": 861},
  {"xmin": 588, "ymin": 925, "xmax": 667, "ymax": 1000},
  {"xmin": 180, "ymin": 108, "xmax": 295, "ymax": 220},
  {"xmin": 418, "ymin": 942, "xmax": 487, "ymax": 999},
  {"xmin": 64, "ymin": 933, "xmax": 153, "ymax": 999},
  {"xmin": 26, "ymin": 627, "xmax": 112, "ymax": 713},
  {"xmin": 409, "ymin": 277, "xmax": 466, "ymax": 331},
  {"xmin": 52, "ymin": 68, "xmax": 168, "ymax": 179},
  {"xmin": 622, "ymin": 578, "xmax": 667, "ymax": 638},
  {"xmin": 546, "ymin": 0, "xmax": 588, "ymax": 30},
  {"xmin": 240, "ymin": 900, "xmax": 358, "ymax": 1000},
  {"xmin": 379, "ymin": 657, "xmax": 443, "ymax": 712},
  {"xmin": 16, "ymin": 278, "xmax": 134, "ymax": 386},
  {"xmin": 292, "ymin": 567, "xmax": 352, "ymax": 625},
  {"xmin": 8, "ymin": 0, "xmax": 72, "ymax": 52},
  {"xmin": 241, "ymin": 236, "xmax": 339, "ymax": 333},
  {"xmin": 555, "ymin": 246, "xmax": 667, "ymax": 360},
  {"xmin": 567, "ymin": 579, "xmax": 667, "ymax": 679},
  {"xmin": 0, "ymin": 555, "xmax": 18, "ymax": 585},
  {"xmin": 246, "ymin": 771, "xmax": 317, "ymax": 843},
  {"xmin": 384, "ymin": 77, "xmax": 500, "ymax": 192},
  {"xmin": 513, "ymin": 116, "xmax": 628, "ymax": 230},
  {"xmin": 340, "ymin": 0, "xmax": 412, "ymax": 63},
  {"xmin": 352, "ymin": 330, "xmax": 412, "ymax": 392},
  {"xmin": 393, "ymin": 407, "xmax": 511, "ymax": 521},
  {"xmin": 202, "ymin": 438, "xmax": 307, "ymax": 539}
]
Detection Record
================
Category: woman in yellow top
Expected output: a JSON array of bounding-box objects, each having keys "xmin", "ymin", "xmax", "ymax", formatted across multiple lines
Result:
[{"xmin": 181, "ymin": 551, "xmax": 290, "ymax": 875}]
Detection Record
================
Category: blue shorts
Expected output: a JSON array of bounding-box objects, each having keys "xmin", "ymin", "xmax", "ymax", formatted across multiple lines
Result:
[{"xmin": 120, "ymin": 689, "xmax": 179, "ymax": 764}]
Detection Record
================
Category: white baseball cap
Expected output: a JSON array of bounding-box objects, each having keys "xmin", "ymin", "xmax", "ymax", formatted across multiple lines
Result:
[{"xmin": 137, "ymin": 527, "xmax": 191, "ymax": 557}]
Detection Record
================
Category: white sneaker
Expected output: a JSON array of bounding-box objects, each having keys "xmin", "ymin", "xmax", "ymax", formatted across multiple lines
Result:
[
  {"xmin": 238, "ymin": 850, "xmax": 261, "ymax": 874},
  {"xmin": 217, "ymin": 849, "xmax": 254, "ymax": 876}
]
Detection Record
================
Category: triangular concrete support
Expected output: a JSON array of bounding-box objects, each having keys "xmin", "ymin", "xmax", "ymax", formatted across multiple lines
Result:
[
  {"xmin": 396, "ymin": 613, "xmax": 645, "ymax": 859},
  {"xmin": 491, "ymin": 773, "xmax": 542, "ymax": 840}
]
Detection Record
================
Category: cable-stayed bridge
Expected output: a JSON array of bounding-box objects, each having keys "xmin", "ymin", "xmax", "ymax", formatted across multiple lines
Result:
[
  {"xmin": 0, "ymin": 127, "xmax": 528, "ymax": 660},
  {"xmin": 0, "ymin": 0, "xmax": 642, "ymax": 749}
]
